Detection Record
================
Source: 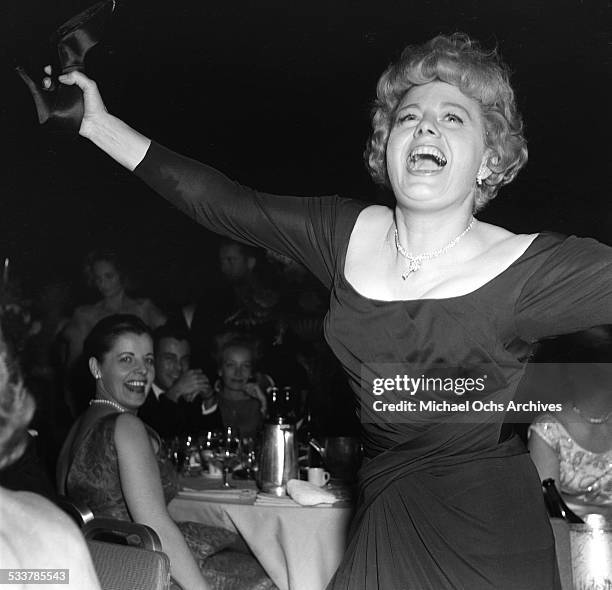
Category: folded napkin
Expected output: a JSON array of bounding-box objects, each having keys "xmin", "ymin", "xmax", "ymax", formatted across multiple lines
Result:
[
  {"xmin": 178, "ymin": 488, "xmax": 257, "ymax": 505},
  {"xmin": 255, "ymin": 493, "xmax": 300, "ymax": 507},
  {"xmin": 286, "ymin": 479, "xmax": 337, "ymax": 506}
]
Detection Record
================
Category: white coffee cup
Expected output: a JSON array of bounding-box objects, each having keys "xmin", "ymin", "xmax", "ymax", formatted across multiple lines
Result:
[{"xmin": 307, "ymin": 467, "xmax": 330, "ymax": 487}]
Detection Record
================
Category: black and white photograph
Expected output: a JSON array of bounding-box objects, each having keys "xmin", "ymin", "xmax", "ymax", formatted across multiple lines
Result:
[{"xmin": 1, "ymin": 1, "xmax": 610, "ymax": 588}]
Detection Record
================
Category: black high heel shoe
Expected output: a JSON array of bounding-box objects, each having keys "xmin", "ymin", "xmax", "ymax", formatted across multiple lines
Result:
[{"xmin": 16, "ymin": 0, "xmax": 115, "ymax": 133}]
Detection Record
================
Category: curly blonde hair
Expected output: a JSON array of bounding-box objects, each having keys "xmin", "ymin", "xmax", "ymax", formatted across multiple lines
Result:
[{"xmin": 365, "ymin": 33, "xmax": 528, "ymax": 211}]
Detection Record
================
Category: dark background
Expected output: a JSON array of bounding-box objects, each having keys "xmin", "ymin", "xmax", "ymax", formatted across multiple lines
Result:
[{"xmin": 1, "ymin": 0, "xmax": 609, "ymax": 307}]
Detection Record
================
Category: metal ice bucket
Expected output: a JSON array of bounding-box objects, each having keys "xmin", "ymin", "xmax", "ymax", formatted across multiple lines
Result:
[
  {"xmin": 256, "ymin": 423, "xmax": 298, "ymax": 496},
  {"xmin": 570, "ymin": 514, "xmax": 612, "ymax": 590}
]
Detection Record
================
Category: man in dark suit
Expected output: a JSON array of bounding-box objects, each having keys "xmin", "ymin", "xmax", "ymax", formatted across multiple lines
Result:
[{"xmin": 139, "ymin": 324, "xmax": 221, "ymax": 438}]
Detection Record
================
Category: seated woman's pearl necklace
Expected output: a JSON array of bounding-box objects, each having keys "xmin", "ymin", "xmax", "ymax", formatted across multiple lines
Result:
[{"xmin": 89, "ymin": 398, "xmax": 128, "ymax": 413}]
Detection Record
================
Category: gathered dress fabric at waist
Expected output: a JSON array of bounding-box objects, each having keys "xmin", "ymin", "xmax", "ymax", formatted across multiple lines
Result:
[{"xmin": 329, "ymin": 424, "xmax": 558, "ymax": 589}]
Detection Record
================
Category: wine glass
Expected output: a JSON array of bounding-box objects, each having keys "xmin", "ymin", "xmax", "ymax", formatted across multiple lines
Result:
[
  {"xmin": 198, "ymin": 429, "xmax": 223, "ymax": 477},
  {"xmin": 233, "ymin": 436, "xmax": 258, "ymax": 480},
  {"xmin": 165, "ymin": 435, "xmax": 189, "ymax": 474},
  {"xmin": 214, "ymin": 426, "xmax": 241, "ymax": 488}
]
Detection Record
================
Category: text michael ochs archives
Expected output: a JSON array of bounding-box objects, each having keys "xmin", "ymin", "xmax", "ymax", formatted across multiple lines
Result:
[{"xmin": 369, "ymin": 374, "xmax": 562, "ymax": 415}]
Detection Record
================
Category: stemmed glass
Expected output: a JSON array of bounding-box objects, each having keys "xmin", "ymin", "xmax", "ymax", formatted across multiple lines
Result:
[
  {"xmin": 240, "ymin": 437, "xmax": 258, "ymax": 480},
  {"xmin": 165, "ymin": 435, "xmax": 190, "ymax": 474},
  {"xmin": 198, "ymin": 430, "xmax": 221, "ymax": 477},
  {"xmin": 214, "ymin": 426, "xmax": 241, "ymax": 488}
]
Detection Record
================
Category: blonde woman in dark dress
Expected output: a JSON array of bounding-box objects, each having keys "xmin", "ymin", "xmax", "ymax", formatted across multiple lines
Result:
[{"xmin": 38, "ymin": 34, "xmax": 612, "ymax": 589}]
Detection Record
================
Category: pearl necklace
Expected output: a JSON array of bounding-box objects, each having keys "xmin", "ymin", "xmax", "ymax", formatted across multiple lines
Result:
[
  {"xmin": 572, "ymin": 404, "xmax": 612, "ymax": 425},
  {"xmin": 394, "ymin": 217, "xmax": 475, "ymax": 279},
  {"xmin": 89, "ymin": 398, "xmax": 128, "ymax": 413}
]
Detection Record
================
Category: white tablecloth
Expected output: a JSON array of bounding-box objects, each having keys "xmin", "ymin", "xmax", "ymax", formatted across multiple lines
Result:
[{"xmin": 169, "ymin": 491, "xmax": 353, "ymax": 590}]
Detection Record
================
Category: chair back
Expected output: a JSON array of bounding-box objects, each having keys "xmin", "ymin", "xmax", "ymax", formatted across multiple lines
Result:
[
  {"xmin": 86, "ymin": 541, "xmax": 171, "ymax": 590},
  {"xmin": 56, "ymin": 495, "xmax": 94, "ymax": 527},
  {"xmin": 83, "ymin": 518, "xmax": 171, "ymax": 590}
]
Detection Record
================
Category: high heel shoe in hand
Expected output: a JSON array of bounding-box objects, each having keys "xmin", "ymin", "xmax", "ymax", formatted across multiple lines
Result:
[{"xmin": 16, "ymin": 0, "xmax": 115, "ymax": 133}]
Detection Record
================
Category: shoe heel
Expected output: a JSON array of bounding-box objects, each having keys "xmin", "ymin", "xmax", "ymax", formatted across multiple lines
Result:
[
  {"xmin": 16, "ymin": 0, "xmax": 115, "ymax": 132},
  {"xmin": 15, "ymin": 66, "xmax": 84, "ymax": 132}
]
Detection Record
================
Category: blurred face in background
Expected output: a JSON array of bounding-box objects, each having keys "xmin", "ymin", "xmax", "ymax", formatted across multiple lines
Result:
[
  {"xmin": 155, "ymin": 337, "xmax": 190, "ymax": 390},
  {"xmin": 91, "ymin": 332, "xmax": 154, "ymax": 411},
  {"xmin": 219, "ymin": 345, "xmax": 253, "ymax": 394},
  {"xmin": 92, "ymin": 260, "xmax": 124, "ymax": 299},
  {"xmin": 218, "ymin": 244, "xmax": 255, "ymax": 283}
]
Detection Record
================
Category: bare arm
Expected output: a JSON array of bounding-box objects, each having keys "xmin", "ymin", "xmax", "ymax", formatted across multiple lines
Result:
[
  {"xmin": 527, "ymin": 430, "xmax": 560, "ymax": 483},
  {"xmin": 56, "ymin": 71, "xmax": 150, "ymax": 171},
  {"xmin": 113, "ymin": 413, "xmax": 210, "ymax": 590}
]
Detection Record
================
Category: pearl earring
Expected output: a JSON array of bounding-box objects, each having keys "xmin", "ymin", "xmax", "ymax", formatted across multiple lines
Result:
[{"xmin": 476, "ymin": 172, "xmax": 484, "ymax": 186}]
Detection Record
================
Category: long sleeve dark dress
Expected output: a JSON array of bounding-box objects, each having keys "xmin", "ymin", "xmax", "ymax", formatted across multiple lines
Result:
[{"xmin": 135, "ymin": 142, "xmax": 612, "ymax": 590}]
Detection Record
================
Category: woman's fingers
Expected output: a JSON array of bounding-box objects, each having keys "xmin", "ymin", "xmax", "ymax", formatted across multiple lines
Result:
[
  {"xmin": 38, "ymin": 65, "xmax": 55, "ymax": 91},
  {"xmin": 58, "ymin": 70, "xmax": 92, "ymax": 89},
  {"xmin": 58, "ymin": 71, "xmax": 108, "ymax": 117}
]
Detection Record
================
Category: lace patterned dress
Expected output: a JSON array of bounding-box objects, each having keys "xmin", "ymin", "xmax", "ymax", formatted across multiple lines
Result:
[
  {"xmin": 66, "ymin": 413, "xmax": 274, "ymax": 590},
  {"xmin": 529, "ymin": 413, "xmax": 612, "ymax": 517}
]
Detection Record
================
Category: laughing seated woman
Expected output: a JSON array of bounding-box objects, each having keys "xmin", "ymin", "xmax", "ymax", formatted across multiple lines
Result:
[{"xmin": 57, "ymin": 314, "xmax": 275, "ymax": 590}]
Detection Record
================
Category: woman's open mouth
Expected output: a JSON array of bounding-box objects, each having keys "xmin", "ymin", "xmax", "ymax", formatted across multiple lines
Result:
[
  {"xmin": 125, "ymin": 380, "xmax": 147, "ymax": 394},
  {"xmin": 406, "ymin": 145, "xmax": 447, "ymax": 174}
]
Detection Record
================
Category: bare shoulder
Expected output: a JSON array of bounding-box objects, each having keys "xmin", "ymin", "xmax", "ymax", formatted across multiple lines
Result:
[
  {"xmin": 353, "ymin": 204, "xmax": 392, "ymax": 228},
  {"xmin": 0, "ymin": 488, "xmax": 84, "ymax": 559},
  {"xmin": 133, "ymin": 297, "xmax": 166, "ymax": 326},
  {"xmin": 0, "ymin": 488, "xmax": 102, "ymax": 588},
  {"xmin": 114, "ymin": 412, "xmax": 148, "ymax": 438},
  {"xmin": 113, "ymin": 415, "xmax": 161, "ymax": 478},
  {"xmin": 114, "ymin": 413, "xmax": 155, "ymax": 452},
  {"xmin": 473, "ymin": 222, "xmax": 538, "ymax": 258},
  {"xmin": 349, "ymin": 205, "xmax": 393, "ymax": 249}
]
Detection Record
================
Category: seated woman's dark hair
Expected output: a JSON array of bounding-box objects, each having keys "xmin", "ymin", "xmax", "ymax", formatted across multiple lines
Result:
[
  {"xmin": 83, "ymin": 314, "xmax": 152, "ymax": 362},
  {"xmin": 0, "ymin": 330, "xmax": 34, "ymax": 470},
  {"xmin": 366, "ymin": 33, "xmax": 528, "ymax": 212}
]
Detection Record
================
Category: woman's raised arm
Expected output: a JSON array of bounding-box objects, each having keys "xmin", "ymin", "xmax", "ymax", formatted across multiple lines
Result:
[
  {"xmin": 58, "ymin": 70, "xmax": 150, "ymax": 171},
  {"xmin": 53, "ymin": 70, "xmax": 366, "ymax": 289}
]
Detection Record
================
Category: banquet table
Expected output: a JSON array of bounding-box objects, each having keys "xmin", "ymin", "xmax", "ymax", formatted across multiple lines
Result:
[{"xmin": 168, "ymin": 477, "xmax": 354, "ymax": 590}]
